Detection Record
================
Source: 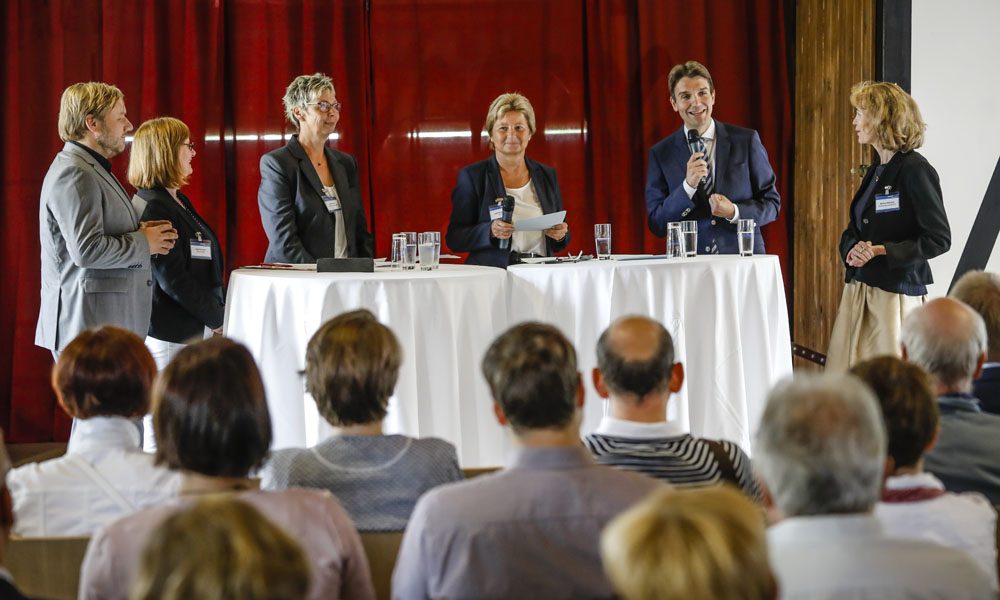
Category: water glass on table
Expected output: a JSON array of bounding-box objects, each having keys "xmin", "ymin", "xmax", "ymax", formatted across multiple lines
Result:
[
  {"xmin": 401, "ymin": 231, "xmax": 418, "ymax": 270},
  {"xmin": 666, "ymin": 222, "xmax": 685, "ymax": 258},
  {"xmin": 418, "ymin": 232, "xmax": 438, "ymax": 270},
  {"xmin": 594, "ymin": 223, "xmax": 612, "ymax": 260},
  {"xmin": 680, "ymin": 221, "xmax": 698, "ymax": 257},
  {"xmin": 737, "ymin": 219, "xmax": 755, "ymax": 256},
  {"xmin": 390, "ymin": 233, "xmax": 406, "ymax": 270}
]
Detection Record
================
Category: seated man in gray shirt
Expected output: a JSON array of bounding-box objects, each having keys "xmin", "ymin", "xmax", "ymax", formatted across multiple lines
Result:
[
  {"xmin": 583, "ymin": 315, "xmax": 758, "ymax": 498},
  {"xmin": 392, "ymin": 322, "xmax": 664, "ymax": 599}
]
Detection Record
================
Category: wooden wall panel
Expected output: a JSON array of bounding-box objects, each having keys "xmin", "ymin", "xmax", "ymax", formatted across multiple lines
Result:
[{"xmin": 793, "ymin": 0, "xmax": 875, "ymax": 369}]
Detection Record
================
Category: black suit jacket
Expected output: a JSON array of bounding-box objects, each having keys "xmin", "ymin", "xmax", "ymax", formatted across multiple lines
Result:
[
  {"xmin": 446, "ymin": 155, "xmax": 569, "ymax": 268},
  {"xmin": 839, "ymin": 150, "xmax": 950, "ymax": 291},
  {"xmin": 258, "ymin": 135, "xmax": 374, "ymax": 263},
  {"xmin": 0, "ymin": 577, "xmax": 34, "ymax": 599},
  {"xmin": 137, "ymin": 187, "xmax": 225, "ymax": 343},
  {"xmin": 973, "ymin": 364, "xmax": 1000, "ymax": 416}
]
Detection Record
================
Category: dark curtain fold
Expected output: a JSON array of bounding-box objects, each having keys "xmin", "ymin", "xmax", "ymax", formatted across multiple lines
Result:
[{"xmin": 0, "ymin": 0, "xmax": 792, "ymax": 442}]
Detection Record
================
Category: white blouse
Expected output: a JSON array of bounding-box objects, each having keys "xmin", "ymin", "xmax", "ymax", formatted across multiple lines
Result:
[
  {"xmin": 322, "ymin": 184, "xmax": 349, "ymax": 258},
  {"xmin": 507, "ymin": 180, "xmax": 546, "ymax": 256}
]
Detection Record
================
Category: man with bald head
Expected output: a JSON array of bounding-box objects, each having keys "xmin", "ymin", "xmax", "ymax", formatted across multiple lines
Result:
[
  {"xmin": 583, "ymin": 315, "xmax": 758, "ymax": 497},
  {"xmin": 902, "ymin": 297, "xmax": 1000, "ymax": 503}
]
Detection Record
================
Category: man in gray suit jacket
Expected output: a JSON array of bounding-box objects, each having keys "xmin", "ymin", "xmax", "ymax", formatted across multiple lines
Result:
[{"xmin": 36, "ymin": 82, "xmax": 177, "ymax": 354}]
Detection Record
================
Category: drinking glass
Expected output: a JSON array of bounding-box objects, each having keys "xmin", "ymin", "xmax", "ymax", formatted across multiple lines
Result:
[
  {"xmin": 390, "ymin": 233, "xmax": 406, "ymax": 270},
  {"xmin": 680, "ymin": 221, "xmax": 698, "ymax": 257},
  {"xmin": 666, "ymin": 222, "xmax": 685, "ymax": 258},
  {"xmin": 737, "ymin": 219, "xmax": 755, "ymax": 256},
  {"xmin": 594, "ymin": 223, "xmax": 612, "ymax": 259},
  {"xmin": 418, "ymin": 232, "xmax": 437, "ymax": 270},
  {"xmin": 401, "ymin": 232, "xmax": 418, "ymax": 270},
  {"xmin": 421, "ymin": 231, "xmax": 441, "ymax": 270}
]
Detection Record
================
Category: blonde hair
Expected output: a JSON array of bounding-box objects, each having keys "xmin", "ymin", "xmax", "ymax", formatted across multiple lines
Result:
[
  {"xmin": 601, "ymin": 486, "xmax": 775, "ymax": 600},
  {"xmin": 283, "ymin": 73, "xmax": 335, "ymax": 130},
  {"xmin": 850, "ymin": 81, "xmax": 926, "ymax": 152},
  {"xmin": 483, "ymin": 92, "xmax": 537, "ymax": 145},
  {"xmin": 58, "ymin": 82, "xmax": 124, "ymax": 142},
  {"xmin": 127, "ymin": 117, "xmax": 191, "ymax": 190},
  {"xmin": 129, "ymin": 497, "xmax": 310, "ymax": 600}
]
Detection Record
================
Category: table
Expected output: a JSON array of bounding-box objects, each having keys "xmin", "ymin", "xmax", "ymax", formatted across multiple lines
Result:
[
  {"xmin": 507, "ymin": 255, "xmax": 793, "ymax": 452},
  {"xmin": 224, "ymin": 265, "xmax": 511, "ymax": 467}
]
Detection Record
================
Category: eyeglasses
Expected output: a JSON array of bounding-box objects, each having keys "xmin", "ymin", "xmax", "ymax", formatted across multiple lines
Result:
[
  {"xmin": 307, "ymin": 100, "xmax": 343, "ymax": 113},
  {"xmin": 181, "ymin": 142, "xmax": 195, "ymax": 151}
]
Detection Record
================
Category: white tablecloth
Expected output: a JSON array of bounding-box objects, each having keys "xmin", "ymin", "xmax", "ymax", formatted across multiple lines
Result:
[
  {"xmin": 225, "ymin": 257, "xmax": 792, "ymax": 467},
  {"xmin": 224, "ymin": 265, "xmax": 510, "ymax": 467},
  {"xmin": 507, "ymin": 255, "xmax": 793, "ymax": 452}
]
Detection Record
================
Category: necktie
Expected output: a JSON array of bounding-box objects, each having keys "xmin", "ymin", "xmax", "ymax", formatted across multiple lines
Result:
[{"xmin": 697, "ymin": 137, "xmax": 714, "ymax": 195}]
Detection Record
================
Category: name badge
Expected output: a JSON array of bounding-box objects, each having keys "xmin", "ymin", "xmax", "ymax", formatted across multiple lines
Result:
[
  {"xmin": 190, "ymin": 240, "xmax": 212, "ymax": 260},
  {"xmin": 875, "ymin": 193, "xmax": 901, "ymax": 213},
  {"xmin": 489, "ymin": 203, "xmax": 504, "ymax": 221},
  {"xmin": 323, "ymin": 195, "xmax": 342, "ymax": 213}
]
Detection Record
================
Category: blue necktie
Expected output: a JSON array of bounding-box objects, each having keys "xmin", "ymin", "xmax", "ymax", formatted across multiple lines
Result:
[{"xmin": 696, "ymin": 137, "xmax": 714, "ymax": 195}]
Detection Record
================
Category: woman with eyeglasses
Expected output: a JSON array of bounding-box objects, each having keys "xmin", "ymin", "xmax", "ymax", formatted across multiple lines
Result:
[
  {"xmin": 258, "ymin": 72, "xmax": 374, "ymax": 263},
  {"xmin": 128, "ymin": 117, "xmax": 225, "ymax": 370}
]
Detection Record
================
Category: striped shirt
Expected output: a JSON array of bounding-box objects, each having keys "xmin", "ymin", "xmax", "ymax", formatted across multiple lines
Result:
[{"xmin": 583, "ymin": 417, "xmax": 760, "ymax": 500}]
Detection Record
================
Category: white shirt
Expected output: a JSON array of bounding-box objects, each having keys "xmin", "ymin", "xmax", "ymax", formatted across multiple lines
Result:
[
  {"xmin": 681, "ymin": 119, "xmax": 740, "ymax": 222},
  {"xmin": 508, "ymin": 180, "xmax": 546, "ymax": 256},
  {"xmin": 7, "ymin": 416, "xmax": 182, "ymax": 537},
  {"xmin": 592, "ymin": 416, "xmax": 687, "ymax": 439},
  {"xmin": 875, "ymin": 472, "xmax": 998, "ymax": 588},
  {"xmin": 322, "ymin": 184, "xmax": 348, "ymax": 258},
  {"xmin": 768, "ymin": 514, "xmax": 994, "ymax": 599}
]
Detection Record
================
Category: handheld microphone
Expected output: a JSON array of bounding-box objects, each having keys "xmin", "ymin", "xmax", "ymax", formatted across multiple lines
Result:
[
  {"xmin": 498, "ymin": 195, "xmax": 515, "ymax": 250},
  {"xmin": 687, "ymin": 129, "xmax": 708, "ymax": 190}
]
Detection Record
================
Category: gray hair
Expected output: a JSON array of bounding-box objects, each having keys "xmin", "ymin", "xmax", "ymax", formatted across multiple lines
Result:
[
  {"xmin": 754, "ymin": 373, "xmax": 886, "ymax": 517},
  {"xmin": 901, "ymin": 298, "xmax": 987, "ymax": 390},
  {"xmin": 282, "ymin": 73, "xmax": 334, "ymax": 130}
]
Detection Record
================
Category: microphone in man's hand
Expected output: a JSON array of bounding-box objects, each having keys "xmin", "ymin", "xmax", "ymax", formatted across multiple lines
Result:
[
  {"xmin": 687, "ymin": 129, "xmax": 708, "ymax": 189},
  {"xmin": 499, "ymin": 195, "xmax": 515, "ymax": 250}
]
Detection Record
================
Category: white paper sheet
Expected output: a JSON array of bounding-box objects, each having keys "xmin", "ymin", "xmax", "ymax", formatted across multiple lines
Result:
[{"xmin": 515, "ymin": 210, "xmax": 566, "ymax": 231}]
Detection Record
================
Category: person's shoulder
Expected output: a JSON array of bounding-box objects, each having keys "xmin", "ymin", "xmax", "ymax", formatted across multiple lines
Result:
[
  {"xmin": 260, "ymin": 143, "xmax": 296, "ymax": 169},
  {"xmin": 409, "ymin": 436, "xmax": 459, "ymax": 458},
  {"xmin": 328, "ymin": 147, "xmax": 357, "ymax": 166},
  {"xmin": 649, "ymin": 128, "xmax": 685, "ymax": 154}
]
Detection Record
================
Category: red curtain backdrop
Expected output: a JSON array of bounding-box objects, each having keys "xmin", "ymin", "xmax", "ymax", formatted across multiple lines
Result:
[{"xmin": 0, "ymin": 0, "xmax": 792, "ymax": 442}]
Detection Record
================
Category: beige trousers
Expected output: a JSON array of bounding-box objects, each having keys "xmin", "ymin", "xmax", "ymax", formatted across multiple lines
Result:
[{"xmin": 825, "ymin": 281, "xmax": 924, "ymax": 372}]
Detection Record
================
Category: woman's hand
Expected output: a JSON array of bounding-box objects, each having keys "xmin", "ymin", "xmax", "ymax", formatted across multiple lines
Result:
[
  {"xmin": 491, "ymin": 219, "xmax": 514, "ymax": 240},
  {"xmin": 846, "ymin": 241, "xmax": 885, "ymax": 267},
  {"xmin": 544, "ymin": 223, "xmax": 568, "ymax": 241}
]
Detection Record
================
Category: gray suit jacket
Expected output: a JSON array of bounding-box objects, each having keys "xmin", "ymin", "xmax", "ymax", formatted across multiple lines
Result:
[{"xmin": 35, "ymin": 142, "xmax": 152, "ymax": 351}]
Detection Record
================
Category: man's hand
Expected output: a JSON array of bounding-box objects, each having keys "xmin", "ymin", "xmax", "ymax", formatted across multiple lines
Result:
[
  {"xmin": 141, "ymin": 220, "xmax": 178, "ymax": 255},
  {"xmin": 685, "ymin": 152, "xmax": 709, "ymax": 189},
  {"xmin": 708, "ymin": 194, "xmax": 736, "ymax": 220},
  {"xmin": 491, "ymin": 219, "xmax": 514, "ymax": 240},
  {"xmin": 543, "ymin": 222, "xmax": 568, "ymax": 241}
]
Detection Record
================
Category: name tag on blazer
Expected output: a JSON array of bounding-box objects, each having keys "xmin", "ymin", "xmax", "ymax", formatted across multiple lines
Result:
[
  {"xmin": 190, "ymin": 240, "xmax": 212, "ymax": 260},
  {"xmin": 323, "ymin": 195, "xmax": 342, "ymax": 213},
  {"xmin": 489, "ymin": 203, "xmax": 504, "ymax": 221},
  {"xmin": 875, "ymin": 192, "xmax": 901, "ymax": 213}
]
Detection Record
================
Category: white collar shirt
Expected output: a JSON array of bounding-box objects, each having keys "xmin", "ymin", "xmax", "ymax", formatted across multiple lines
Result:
[{"xmin": 592, "ymin": 416, "xmax": 687, "ymax": 439}]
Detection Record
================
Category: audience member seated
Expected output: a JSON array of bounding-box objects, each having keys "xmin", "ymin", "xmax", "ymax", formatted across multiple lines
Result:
[
  {"xmin": 0, "ymin": 430, "xmax": 34, "ymax": 600},
  {"xmin": 392, "ymin": 323, "xmax": 664, "ymax": 598},
  {"xmin": 950, "ymin": 270, "xmax": 1000, "ymax": 415},
  {"xmin": 756, "ymin": 373, "xmax": 993, "ymax": 598},
  {"xmin": 601, "ymin": 485, "xmax": 776, "ymax": 600},
  {"xmin": 129, "ymin": 497, "xmax": 310, "ymax": 600},
  {"xmin": 261, "ymin": 309, "xmax": 461, "ymax": 531},
  {"xmin": 7, "ymin": 326, "xmax": 180, "ymax": 537},
  {"xmin": 852, "ymin": 356, "xmax": 998, "ymax": 587},
  {"xmin": 902, "ymin": 297, "xmax": 1000, "ymax": 504},
  {"xmin": 78, "ymin": 337, "xmax": 374, "ymax": 600},
  {"xmin": 583, "ymin": 315, "xmax": 758, "ymax": 497}
]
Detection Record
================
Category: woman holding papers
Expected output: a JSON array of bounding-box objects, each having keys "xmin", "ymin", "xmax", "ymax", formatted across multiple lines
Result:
[
  {"xmin": 446, "ymin": 92, "xmax": 570, "ymax": 268},
  {"xmin": 826, "ymin": 82, "xmax": 951, "ymax": 370}
]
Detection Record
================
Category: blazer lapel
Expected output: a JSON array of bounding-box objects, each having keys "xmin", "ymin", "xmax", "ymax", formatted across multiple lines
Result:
[
  {"xmin": 288, "ymin": 136, "xmax": 326, "ymax": 197},
  {"xmin": 486, "ymin": 155, "xmax": 506, "ymax": 201},
  {"xmin": 65, "ymin": 143, "xmax": 137, "ymax": 226},
  {"xmin": 860, "ymin": 152, "xmax": 904, "ymax": 215},
  {"xmin": 713, "ymin": 121, "xmax": 730, "ymax": 194}
]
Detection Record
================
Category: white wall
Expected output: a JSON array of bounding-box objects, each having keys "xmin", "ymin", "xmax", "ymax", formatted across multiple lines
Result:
[{"xmin": 912, "ymin": 0, "xmax": 1000, "ymax": 297}]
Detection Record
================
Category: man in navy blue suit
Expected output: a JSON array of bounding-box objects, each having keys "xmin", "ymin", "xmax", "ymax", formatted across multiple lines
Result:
[{"xmin": 645, "ymin": 61, "xmax": 781, "ymax": 254}]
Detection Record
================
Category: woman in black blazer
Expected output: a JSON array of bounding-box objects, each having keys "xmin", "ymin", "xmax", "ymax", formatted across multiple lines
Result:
[
  {"xmin": 128, "ymin": 117, "xmax": 225, "ymax": 371},
  {"xmin": 826, "ymin": 82, "xmax": 951, "ymax": 370},
  {"xmin": 258, "ymin": 73, "xmax": 373, "ymax": 264},
  {"xmin": 446, "ymin": 92, "xmax": 570, "ymax": 268}
]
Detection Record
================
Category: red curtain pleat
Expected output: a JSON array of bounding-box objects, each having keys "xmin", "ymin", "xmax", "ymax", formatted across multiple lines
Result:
[{"xmin": 0, "ymin": 0, "xmax": 792, "ymax": 442}]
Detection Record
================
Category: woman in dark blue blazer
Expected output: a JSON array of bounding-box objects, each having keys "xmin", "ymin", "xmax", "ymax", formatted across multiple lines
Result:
[
  {"xmin": 826, "ymin": 82, "xmax": 951, "ymax": 370},
  {"xmin": 446, "ymin": 93, "xmax": 569, "ymax": 268},
  {"xmin": 258, "ymin": 73, "xmax": 373, "ymax": 263}
]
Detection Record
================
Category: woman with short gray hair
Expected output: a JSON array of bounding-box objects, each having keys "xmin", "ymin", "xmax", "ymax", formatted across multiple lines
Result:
[{"xmin": 258, "ymin": 73, "xmax": 373, "ymax": 264}]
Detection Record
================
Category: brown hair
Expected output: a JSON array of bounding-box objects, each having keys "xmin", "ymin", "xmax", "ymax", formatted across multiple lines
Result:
[
  {"xmin": 129, "ymin": 497, "xmax": 310, "ymax": 600},
  {"xmin": 153, "ymin": 337, "xmax": 272, "ymax": 477},
  {"xmin": 127, "ymin": 117, "xmax": 191, "ymax": 190},
  {"xmin": 668, "ymin": 61, "xmax": 714, "ymax": 99},
  {"xmin": 53, "ymin": 326, "xmax": 156, "ymax": 419},
  {"xmin": 850, "ymin": 81, "xmax": 926, "ymax": 152},
  {"xmin": 950, "ymin": 270, "xmax": 1000, "ymax": 362},
  {"xmin": 850, "ymin": 356, "xmax": 938, "ymax": 469},
  {"xmin": 305, "ymin": 309, "xmax": 402, "ymax": 426},
  {"xmin": 601, "ymin": 486, "xmax": 775, "ymax": 600},
  {"xmin": 58, "ymin": 82, "xmax": 124, "ymax": 142}
]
